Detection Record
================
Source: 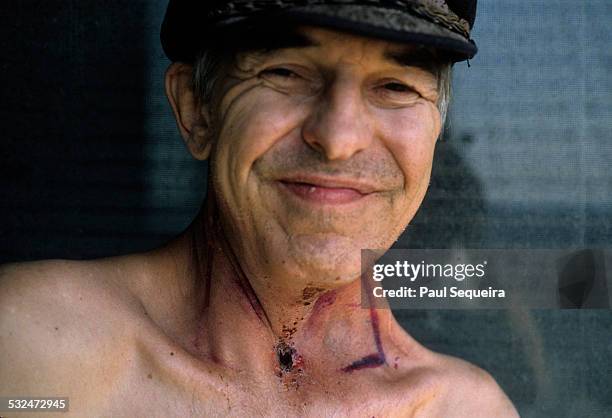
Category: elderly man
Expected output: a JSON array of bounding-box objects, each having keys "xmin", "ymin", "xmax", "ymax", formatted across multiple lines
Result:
[{"xmin": 0, "ymin": 0, "xmax": 518, "ymax": 416}]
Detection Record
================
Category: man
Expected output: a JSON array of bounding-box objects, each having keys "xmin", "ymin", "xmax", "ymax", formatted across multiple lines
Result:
[{"xmin": 0, "ymin": 0, "xmax": 518, "ymax": 416}]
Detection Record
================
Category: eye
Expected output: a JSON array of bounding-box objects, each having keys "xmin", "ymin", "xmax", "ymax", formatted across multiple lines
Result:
[
  {"xmin": 374, "ymin": 80, "xmax": 423, "ymax": 106},
  {"xmin": 259, "ymin": 66, "xmax": 320, "ymax": 95},
  {"xmin": 261, "ymin": 67, "xmax": 299, "ymax": 78},
  {"xmin": 383, "ymin": 82, "xmax": 415, "ymax": 93}
]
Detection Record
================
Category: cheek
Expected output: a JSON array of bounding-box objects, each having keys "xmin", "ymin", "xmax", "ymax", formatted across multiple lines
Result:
[
  {"xmin": 213, "ymin": 88, "xmax": 308, "ymax": 199},
  {"xmin": 376, "ymin": 105, "xmax": 439, "ymax": 216},
  {"xmin": 379, "ymin": 105, "xmax": 438, "ymax": 182}
]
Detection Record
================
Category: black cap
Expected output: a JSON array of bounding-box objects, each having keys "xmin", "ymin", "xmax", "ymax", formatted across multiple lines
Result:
[{"xmin": 161, "ymin": 0, "xmax": 478, "ymax": 63}]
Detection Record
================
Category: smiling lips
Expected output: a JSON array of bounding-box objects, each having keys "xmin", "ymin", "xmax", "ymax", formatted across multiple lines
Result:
[{"xmin": 279, "ymin": 176, "xmax": 376, "ymax": 205}]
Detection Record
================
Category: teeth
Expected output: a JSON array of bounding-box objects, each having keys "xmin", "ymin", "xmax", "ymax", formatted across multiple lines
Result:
[{"xmin": 309, "ymin": 186, "xmax": 316, "ymax": 193}]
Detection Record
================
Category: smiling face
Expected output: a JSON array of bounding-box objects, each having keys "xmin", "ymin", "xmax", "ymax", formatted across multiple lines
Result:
[{"xmin": 185, "ymin": 25, "xmax": 443, "ymax": 287}]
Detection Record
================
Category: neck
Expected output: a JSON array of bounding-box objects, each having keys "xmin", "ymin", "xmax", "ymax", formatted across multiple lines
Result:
[{"xmin": 179, "ymin": 197, "xmax": 395, "ymax": 380}]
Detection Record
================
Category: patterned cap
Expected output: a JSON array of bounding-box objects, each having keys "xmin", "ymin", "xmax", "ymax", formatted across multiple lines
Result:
[{"xmin": 161, "ymin": 0, "xmax": 478, "ymax": 63}]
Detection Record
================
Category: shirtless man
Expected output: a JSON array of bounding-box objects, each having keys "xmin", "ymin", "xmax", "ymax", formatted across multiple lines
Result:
[{"xmin": 0, "ymin": 1, "xmax": 519, "ymax": 416}]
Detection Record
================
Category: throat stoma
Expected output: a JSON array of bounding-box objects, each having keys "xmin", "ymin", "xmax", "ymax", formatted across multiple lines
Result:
[{"xmin": 276, "ymin": 341, "xmax": 296, "ymax": 372}]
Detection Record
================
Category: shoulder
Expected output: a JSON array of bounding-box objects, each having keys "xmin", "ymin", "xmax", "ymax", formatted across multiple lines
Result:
[
  {"xmin": 0, "ymin": 258, "xmax": 142, "ymax": 322},
  {"xmin": 387, "ymin": 328, "xmax": 518, "ymax": 417},
  {"xmin": 428, "ymin": 353, "xmax": 520, "ymax": 417},
  {"xmin": 0, "ymin": 259, "xmax": 144, "ymax": 395}
]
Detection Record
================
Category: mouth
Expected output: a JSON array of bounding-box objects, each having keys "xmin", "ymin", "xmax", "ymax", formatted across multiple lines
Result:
[{"xmin": 278, "ymin": 176, "xmax": 377, "ymax": 205}]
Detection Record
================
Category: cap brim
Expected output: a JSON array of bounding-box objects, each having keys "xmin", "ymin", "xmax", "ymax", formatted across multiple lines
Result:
[
  {"xmin": 214, "ymin": 4, "xmax": 477, "ymax": 62},
  {"xmin": 162, "ymin": 3, "xmax": 478, "ymax": 63}
]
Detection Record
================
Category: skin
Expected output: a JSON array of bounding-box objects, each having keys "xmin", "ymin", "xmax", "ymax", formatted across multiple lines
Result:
[{"xmin": 0, "ymin": 26, "xmax": 519, "ymax": 417}]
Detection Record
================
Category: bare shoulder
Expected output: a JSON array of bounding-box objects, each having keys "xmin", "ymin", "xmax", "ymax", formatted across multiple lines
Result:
[
  {"xmin": 386, "ymin": 325, "xmax": 519, "ymax": 417},
  {"xmin": 0, "ymin": 258, "xmax": 142, "ymax": 324},
  {"xmin": 0, "ymin": 258, "xmax": 145, "ymax": 396},
  {"xmin": 428, "ymin": 352, "xmax": 520, "ymax": 418}
]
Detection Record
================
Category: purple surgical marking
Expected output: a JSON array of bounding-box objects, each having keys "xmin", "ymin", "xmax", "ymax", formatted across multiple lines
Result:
[
  {"xmin": 308, "ymin": 290, "xmax": 337, "ymax": 319},
  {"xmin": 341, "ymin": 308, "xmax": 387, "ymax": 373},
  {"xmin": 341, "ymin": 266, "xmax": 389, "ymax": 373},
  {"xmin": 341, "ymin": 353, "xmax": 385, "ymax": 373},
  {"xmin": 369, "ymin": 307, "xmax": 385, "ymax": 355}
]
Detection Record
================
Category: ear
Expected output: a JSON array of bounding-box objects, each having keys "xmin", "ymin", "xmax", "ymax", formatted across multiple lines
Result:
[{"xmin": 165, "ymin": 62, "xmax": 213, "ymax": 160}]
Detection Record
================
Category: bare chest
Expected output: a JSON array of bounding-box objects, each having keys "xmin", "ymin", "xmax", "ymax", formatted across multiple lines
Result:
[{"xmin": 89, "ymin": 345, "xmax": 440, "ymax": 418}]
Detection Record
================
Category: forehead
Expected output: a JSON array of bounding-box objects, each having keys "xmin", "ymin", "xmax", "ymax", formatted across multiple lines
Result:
[{"xmin": 233, "ymin": 24, "xmax": 442, "ymax": 75}]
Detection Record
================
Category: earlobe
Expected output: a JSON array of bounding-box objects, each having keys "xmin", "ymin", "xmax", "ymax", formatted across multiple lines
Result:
[{"xmin": 165, "ymin": 62, "xmax": 213, "ymax": 160}]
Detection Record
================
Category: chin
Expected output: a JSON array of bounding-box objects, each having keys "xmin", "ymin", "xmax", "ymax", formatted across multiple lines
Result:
[{"xmin": 282, "ymin": 233, "xmax": 370, "ymax": 284}]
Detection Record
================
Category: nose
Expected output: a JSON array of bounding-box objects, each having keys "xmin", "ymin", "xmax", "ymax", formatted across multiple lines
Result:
[{"xmin": 301, "ymin": 76, "xmax": 374, "ymax": 161}]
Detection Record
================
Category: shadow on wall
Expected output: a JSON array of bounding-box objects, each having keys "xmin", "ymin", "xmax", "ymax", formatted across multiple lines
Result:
[
  {"xmin": 396, "ymin": 131, "xmax": 486, "ymax": 249},
  {"xmin": 392, "ymin": 131, "xmax": 541, "ymax": 415}
]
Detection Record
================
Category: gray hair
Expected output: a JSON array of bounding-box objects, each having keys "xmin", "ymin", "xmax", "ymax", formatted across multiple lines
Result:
[
  {"xmin": 436, "ymin": 63, "xmax": 452, "ymax": 129},
  {"xmin": 193, "ymin": 49, "xmax": 452, "ymax": 131}
]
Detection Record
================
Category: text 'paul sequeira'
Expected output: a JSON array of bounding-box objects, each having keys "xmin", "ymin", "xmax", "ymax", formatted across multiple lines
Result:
[{"xmin": 373, "ymin": 286, "xmax": 506, "ymax": 299}]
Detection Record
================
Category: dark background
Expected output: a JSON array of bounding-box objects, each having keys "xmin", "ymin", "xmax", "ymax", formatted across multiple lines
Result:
[{"xmin": 1, "ymin": 1, "xmax": 610, "ymax": 416}]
